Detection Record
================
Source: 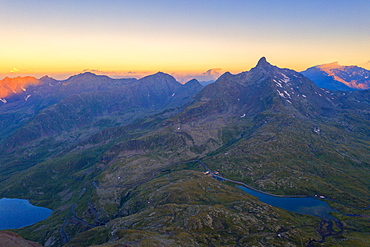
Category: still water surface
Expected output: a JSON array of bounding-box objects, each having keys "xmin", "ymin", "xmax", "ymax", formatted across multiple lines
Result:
[
  {"xmin": 0, "ymin": 198, "xmax": 52, "ymax": 230},
  {"xmin": 238, "ymin": 186, "xmax": 339, "ymax": 220}
]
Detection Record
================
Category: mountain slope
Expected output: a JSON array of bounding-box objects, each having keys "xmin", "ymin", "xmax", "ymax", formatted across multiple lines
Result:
[
  {"xmin": 0, "ymin": 59, "xmax": 369, "ymax": 246},
  {"xmin": 0, "ymin": 231, "xmax": 42, "ymax": 247},
  {"xmin": 302, "ymin": 62, "xmax": 370, "ymax": 91},
  {"xmin": 0, "ymin": 73, "xmax": 136, "ymax": 142},
  {"xmin": 0, "ymin": 76, "xmax": 40, "ymax": 100},
  {"xmin": 77, "ymin": 58, "xmax": 369, "ymax": 246},
  {"xmin": 0, "ymin": 72, "xmax": 202, "ymax": 181},
  {"xmin": 171, "ymin": 57, "xmax": 370, "ymax": 199}
]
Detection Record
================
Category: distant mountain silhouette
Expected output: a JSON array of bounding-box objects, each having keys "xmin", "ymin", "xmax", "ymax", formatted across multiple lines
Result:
[{"xmin": 302, "ymin": 62, "xmax": 370, "ymax": 91}]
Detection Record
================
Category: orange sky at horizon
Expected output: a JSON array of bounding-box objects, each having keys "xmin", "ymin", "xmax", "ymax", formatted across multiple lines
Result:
[
  {"xmin": 1, "ymin": 56, "xmax": 369, "ymax": 81},
  {"xmin": 1, "ymin": 1, "xmax": 369, "ymax": 80}
]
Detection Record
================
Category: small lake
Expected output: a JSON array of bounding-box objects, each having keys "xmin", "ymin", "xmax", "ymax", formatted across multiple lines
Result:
[
  {"xmin": 0, "ymin": 198, "xmax": 52, "ymax": 230},
  {"xmin": 238, "ymin": 186, "xmax": 339, "ymax": 221}
]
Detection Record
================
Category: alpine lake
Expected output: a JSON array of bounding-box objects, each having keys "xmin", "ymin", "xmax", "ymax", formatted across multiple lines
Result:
[
  {"xmin": 0, "ymin": 198, "xmax": 52, "ymax": 230},
  {"xmin": 238, "ymin": 185, "xmax": 339, "ymax": 221}
]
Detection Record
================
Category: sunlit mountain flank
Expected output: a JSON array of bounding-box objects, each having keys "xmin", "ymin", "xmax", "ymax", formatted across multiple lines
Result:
[
  {"xmin": 0, "ymin": 76, "xmax": 40, "ymax": 99},
  {"xmin": 302, "ymin": 62, "xmax": 370, "ymax": 91}
]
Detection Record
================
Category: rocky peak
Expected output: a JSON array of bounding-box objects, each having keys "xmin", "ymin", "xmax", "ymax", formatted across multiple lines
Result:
[
  {"xmin": 255, "ymin": 57, "xmax": 274, "ymax": 69},
  {"xmin": 139, "ymin": 72, "xmax": 180, "ymax": 87},
  {"xmin": 214, "ymin": 72, "xmax": 234, "ymax": 84},
  {"xmin": 39, "ymin": 75, "xmax": 59, "ymax": 86},
  {"xmin": 65, "ymin": 72, "xmax": 101, "ymax": 81},
  {"xmin": 184, "ymin": 79, "xmax": 202, "ymax": 87}
]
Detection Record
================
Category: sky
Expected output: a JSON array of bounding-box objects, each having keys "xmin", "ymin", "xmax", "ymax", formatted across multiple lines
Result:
[{"xmin": 1, "ymin": 0, "xmax": 369, "ymax": 80}]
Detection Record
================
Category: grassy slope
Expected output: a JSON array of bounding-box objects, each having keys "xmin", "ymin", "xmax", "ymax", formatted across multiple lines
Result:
[
  {"xmin": 203, "ymin": 114, "xmax": 370, "ymax": 204},
  {"xmin": 67, "ymin": 168, "xmax": 322, "ymax": 247}
]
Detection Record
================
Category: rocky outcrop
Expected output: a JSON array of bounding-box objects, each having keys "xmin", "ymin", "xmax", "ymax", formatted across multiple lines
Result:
[{"xmin": 0, "ymin": 231, "xmax": 42, "ymax": 247}]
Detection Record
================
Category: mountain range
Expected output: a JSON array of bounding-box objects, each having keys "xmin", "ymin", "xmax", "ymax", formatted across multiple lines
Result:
[
  {"xmin": 2, "ymin": 61, "xmax": 369, "ymax": 99},
  {"xmin": 0, "ymin": 58, "xmax": 369, "ymax": 247}
]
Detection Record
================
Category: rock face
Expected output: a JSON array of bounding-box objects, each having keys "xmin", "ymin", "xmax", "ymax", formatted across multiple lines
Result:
[
  {"xmin": 302, "ymin": 62, "xmax": 370, "ymax": 91},
  {"xmin": 0, "ymin": 231, "xmax": 42, "ymax": 247}
]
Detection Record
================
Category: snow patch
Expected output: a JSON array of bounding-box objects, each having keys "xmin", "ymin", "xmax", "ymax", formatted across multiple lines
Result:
[
  {"xmin": 25, "ymin": 94, "xmax": 31, "ymax": 101},
  {"xmin": 284, "ymin": 90, "xmax": 291, "ymax": 98},
  {"xmin": 240, "ymin": 113, "xmax": 246, "ymax": 118},
  {"xmin": 286, "ymin": 100, "xmax": 292, "ymax": 104},
  {"xmin": 0, "ymin": 98, "xmax": 7, "ymax": 103},
  {"xmin": 21, "ymin": 87, "xmax": 26, "ymax": 91},
  {"xmin": 276, "ymin": 90, "xmax": 285, "ymax": 98},
  {"xmin": 302, "ymin": 94, "xmax": 307, "ymax": 98},
  {"xmin": 280, "ymin": 73, "xmax": 290, "ymax": 83}
]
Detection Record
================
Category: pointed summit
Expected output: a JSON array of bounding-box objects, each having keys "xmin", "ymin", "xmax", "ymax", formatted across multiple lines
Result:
[{"xmin": 255, "ymin": 57, "xmax": 272, "ymax": 68}]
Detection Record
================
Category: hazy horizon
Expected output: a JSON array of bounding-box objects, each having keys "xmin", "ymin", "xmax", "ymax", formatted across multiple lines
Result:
[{"xmin": 1, "ymin": 1, "xmax": 369, "ymax": 79}]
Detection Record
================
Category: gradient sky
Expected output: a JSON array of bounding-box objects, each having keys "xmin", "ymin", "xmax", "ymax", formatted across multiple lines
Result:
[{"xmin": 1, "ymin": 0, "xmax": 369, "ymax": 79}]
